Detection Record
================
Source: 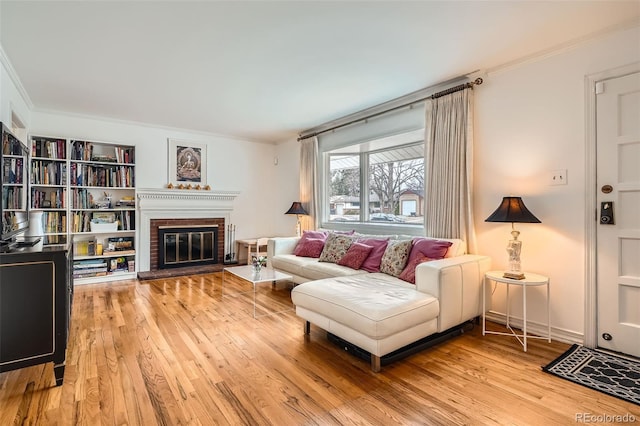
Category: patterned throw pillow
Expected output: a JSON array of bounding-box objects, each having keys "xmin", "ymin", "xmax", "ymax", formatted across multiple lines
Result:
[
  {"xmin": 337, "ymin": 242, "xmax": 374, "ymax": 269},
  {"xmin": 318, "ymin": 233, "xmax": 354, "ymax": 263},
  {"xmin": 293, "ymin": 238, "xmax": 326, "ymax": 258},
  {"xmin": 398, "ymin": 255, "xmax": 435, "ymax": 284},
  {"xmin": 379, "ymin": 239, "xmax": 412, "ymax": 277}
]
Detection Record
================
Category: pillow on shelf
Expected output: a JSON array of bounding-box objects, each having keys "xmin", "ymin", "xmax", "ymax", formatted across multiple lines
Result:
[
  {"xmin": 408, "ymin": 238, "xmax": 452, "ymax": 261},
  {"xmin": 398, "ymin": 255, "xmax": 435, "ymax": 284},
  {"xmin": 318, "ymin": 233, "xmax": 354, "ymax": 264},
  {"xmin": 293, "ymin": 238, "xmax": 326, "ymax": 258},
  {"xmin": 379, "ymin": 239, "xmax": 412, "ymax": 277},
  {"xmin": 337, "ymin": 242, "xmax": 374, "ymax": 269},
  {"xmin": 357, "ymin": 238, "xmax": 390, "ymax": 272}
]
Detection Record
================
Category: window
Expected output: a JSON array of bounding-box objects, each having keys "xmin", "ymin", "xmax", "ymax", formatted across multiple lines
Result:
[{"xmin": 324, "ymin": 131, "xmax": 424, "ymax": 229}]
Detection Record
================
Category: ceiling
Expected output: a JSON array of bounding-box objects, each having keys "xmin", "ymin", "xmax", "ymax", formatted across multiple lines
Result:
[{"xmin": 1, "ymin": 1, "xmax": 638, "ymax": 143}]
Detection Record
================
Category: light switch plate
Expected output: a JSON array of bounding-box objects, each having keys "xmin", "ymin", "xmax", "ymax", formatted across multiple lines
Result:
[{"xmin": 549, "ymin": 169, "xmax": 567, "ymax": 185}]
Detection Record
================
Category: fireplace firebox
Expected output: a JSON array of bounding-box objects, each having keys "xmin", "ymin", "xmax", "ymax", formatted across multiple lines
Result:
[{"xmin": 158, "ymin": 225, "xmax": 218, "ymax": 269}]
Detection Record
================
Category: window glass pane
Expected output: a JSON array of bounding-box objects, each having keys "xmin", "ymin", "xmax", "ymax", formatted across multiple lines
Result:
[
  {"xmin": 368, "ymin": 143, "xmax": 424, "ymax": 225},
  {"xmin": 328, "ymin": 154, "xmax": 360, "ymax": 223}
]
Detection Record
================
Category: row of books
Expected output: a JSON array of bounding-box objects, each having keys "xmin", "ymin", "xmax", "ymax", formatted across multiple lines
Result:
[
  {"xmin": 69, "ymin": 163, "xmax": 134, "ymax": 187},
  {"xmin": 73, "ymin": 257, "xmax": 134, "ymax": 278},
  {"xmin": 32, "ymin": 137, "xmax": 66, "ymax": 159},
  {"xmin": 31, "ymin": 160, "xmax": 66, "ymax": 185},
  {"xmin": 70, "ymin": 140, "xmax": 94, "ymax": 162},
  {"xmin": 1, "ymin": 187, "xmax": 23, "ymax": 209},
  {"xmin": 32, "ymin": 188, "xmax": 66, "ymax": 209},
  {"xmin": 73, "ymin": 259, "xmax": 107, "ymax": 278},
  {"xmin": 2, "ymin": 157, "xmax": 25, "ymax": 184},
  {"xmin": 114, "ymin": 146, "xmax": 134, "ymax": 164},
  {"xmin": 2, "ymin": 132, "xmax": 24, "ymax": 156},
  {"xmin": 71, "ymin": 189, "xmax": 95, "ymax": 209},
  {"xmin": 43, "ymin": 211, "xmax": 67, "ymax": 233}
]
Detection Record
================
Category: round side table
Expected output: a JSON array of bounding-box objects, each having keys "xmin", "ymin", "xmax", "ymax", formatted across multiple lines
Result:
[{"xmin": 482, "ymin": 271, "xmax": 551, "ymax": 351}]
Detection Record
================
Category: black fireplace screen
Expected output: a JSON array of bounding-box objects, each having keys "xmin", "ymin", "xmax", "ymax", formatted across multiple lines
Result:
[{"xmin": 158, "ymin": 225, "xmax": 218, "ymax": 269}]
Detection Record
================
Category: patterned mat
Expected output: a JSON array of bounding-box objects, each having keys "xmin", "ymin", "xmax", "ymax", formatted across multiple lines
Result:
[{"xmin": 543, "ymin": 344, "xmax": 640, "ymax": 405}]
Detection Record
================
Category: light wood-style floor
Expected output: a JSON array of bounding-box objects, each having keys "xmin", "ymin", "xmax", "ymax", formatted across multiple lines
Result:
[{"xmin": 1, "ymin": 272, "xmax": 638, "ymax": 425}]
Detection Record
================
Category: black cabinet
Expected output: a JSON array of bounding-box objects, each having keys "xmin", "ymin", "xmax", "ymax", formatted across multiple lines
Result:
[{"xmin": 0, "ymin": 245, "xmax": 72, "ymax": 386}]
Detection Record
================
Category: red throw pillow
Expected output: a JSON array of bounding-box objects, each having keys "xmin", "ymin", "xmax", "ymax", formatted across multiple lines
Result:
[
  {"xmin": 293, "ymin": 238, "xmax": 326, "ymax": 258},
  {"xmin": 399, "ymin": 255, "xmax": 435, "ymax": 284},
  {"xmin": 337, "ymin": 242, "xmax": 374, "ymax": 269},
  {"xmin": 358, "ymin": 238, "xmax": 390, "ymax": 272},
  {"xmin": 407, "ymin": 238, "xmax": 452, "ymax": 265}
]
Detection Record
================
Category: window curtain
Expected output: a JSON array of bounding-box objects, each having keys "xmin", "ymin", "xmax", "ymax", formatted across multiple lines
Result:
[
  {"xmin": 299, "ymin": 136, "xmax": 319, "ymax": 231},
  {"xmin": 424, "ymin": 88, "xmax": 476, "ymax": 253}
]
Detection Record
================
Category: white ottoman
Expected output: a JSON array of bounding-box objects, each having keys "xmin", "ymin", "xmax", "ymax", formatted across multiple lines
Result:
[{"xmin": 291, "ymin": 273, "xmax": 440, "ymax": 371}]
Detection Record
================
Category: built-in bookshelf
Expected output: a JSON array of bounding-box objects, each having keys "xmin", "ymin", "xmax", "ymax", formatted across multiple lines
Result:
[
  {"xmin": 2, "ymin": 123, "xmax": 28, "ymax": 247},
  {"xmin": 29, "ymin": 136, "xmax": 136, "ymax": 284},
  {"xmin": 30, "ymin": 136, "xmax": 68, "ymax": 245}
]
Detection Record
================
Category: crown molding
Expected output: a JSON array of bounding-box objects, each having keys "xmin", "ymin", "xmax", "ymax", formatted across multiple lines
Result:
[{"xmin": 0, "ymin": 45, "xmax": 34, "ymax": 109}]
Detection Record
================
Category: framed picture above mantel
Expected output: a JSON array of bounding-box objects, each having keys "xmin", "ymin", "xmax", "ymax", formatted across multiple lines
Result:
[{"xmin": 167, "ymin": 139, "xmax": 207, "ymax": 186}]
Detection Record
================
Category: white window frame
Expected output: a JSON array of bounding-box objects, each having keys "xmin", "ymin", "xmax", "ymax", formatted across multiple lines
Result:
[{"xmin": 320, "ymin": 137, "xmax": 425, "ymax": 236}]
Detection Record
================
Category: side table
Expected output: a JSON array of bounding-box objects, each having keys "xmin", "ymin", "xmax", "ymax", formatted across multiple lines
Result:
[{"xmin": 482, "ymin": 270, "xmax": 551, "ymax": 351}]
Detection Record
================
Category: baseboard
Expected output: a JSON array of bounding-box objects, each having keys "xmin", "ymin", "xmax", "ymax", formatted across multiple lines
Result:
[{"xmin": 485, "ymin": 311, "xmax": 583, "ymax": 345}]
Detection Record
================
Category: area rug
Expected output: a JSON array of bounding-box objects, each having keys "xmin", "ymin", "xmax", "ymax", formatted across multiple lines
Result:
[{"xmin": 543, "ymin": 344, "xmax": 640, "ymax": 405}]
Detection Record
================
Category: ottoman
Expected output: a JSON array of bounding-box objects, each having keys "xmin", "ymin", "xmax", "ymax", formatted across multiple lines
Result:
[{"xmin": 291, "ymin": 273, "xmax": 440, "ymax": 371}]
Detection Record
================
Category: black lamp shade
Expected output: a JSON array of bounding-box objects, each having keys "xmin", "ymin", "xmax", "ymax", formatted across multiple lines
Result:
[
  {"xmin": 485, "ymin": 197, "xmax": 541, "ymax": 223},
  {"xmin": 285, "ymin": 202, "xmax": 308, "ymax": 216}
]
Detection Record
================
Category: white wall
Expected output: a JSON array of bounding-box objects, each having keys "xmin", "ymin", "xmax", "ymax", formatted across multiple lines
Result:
[
  {"xmin": 475, "ymin": 25, "xmax": 640, "ymax": 341},
  {"xmin": 273, "ymin": 137, "xmax": 302, "ymax": 237},
  {"xmin": 29, "ymin": 111, "xmax": 282, "ymax": 247}
]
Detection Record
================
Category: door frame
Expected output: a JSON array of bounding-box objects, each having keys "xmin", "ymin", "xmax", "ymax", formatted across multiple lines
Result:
[{"xmin": 584, "ymin": 62, "xmax": 640, "ymax": 349}]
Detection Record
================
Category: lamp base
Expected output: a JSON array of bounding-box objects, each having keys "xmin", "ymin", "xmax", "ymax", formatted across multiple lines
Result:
[{"xmin": 503, "ymin": 271, "xmax": 526, "ymax": 280}]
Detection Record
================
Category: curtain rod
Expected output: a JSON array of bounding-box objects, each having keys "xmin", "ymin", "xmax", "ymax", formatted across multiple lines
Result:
[{"xmin": 297, "ymin": 77, "xmax": 483, "ymax": 142}]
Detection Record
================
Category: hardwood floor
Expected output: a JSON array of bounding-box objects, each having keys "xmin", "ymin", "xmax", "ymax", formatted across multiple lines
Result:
[{"xmin": 1, "ymin": 272, "xmax": 638, "ymax": 425}]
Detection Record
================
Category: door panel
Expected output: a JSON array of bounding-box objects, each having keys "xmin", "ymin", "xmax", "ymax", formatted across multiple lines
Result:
[{"xmin": 596, "ymin": 71, "xmax": 640, "ymax": 357}]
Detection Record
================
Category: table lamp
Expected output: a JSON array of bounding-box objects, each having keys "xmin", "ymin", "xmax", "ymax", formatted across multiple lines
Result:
[
  {"xmin": 285, "ymin": 202, "xmax": 308, "ymax": 237},
  {"xmin": 485, "ymin": 196, "xmax": 541, "ymax": 279}
]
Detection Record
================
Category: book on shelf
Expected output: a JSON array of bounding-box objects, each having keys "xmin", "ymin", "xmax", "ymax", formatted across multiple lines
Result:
[{"xmin": 103, "ymin": 249, "xmax": 135, "ymax": 256}]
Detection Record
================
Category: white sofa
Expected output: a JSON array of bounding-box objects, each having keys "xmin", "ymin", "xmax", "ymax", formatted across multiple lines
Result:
[{"xmin": 268, "ymin": 235, "xmax": 491, "ymax": 371}]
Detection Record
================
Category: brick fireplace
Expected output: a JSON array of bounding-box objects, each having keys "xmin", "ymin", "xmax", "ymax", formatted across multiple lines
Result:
[{"xmin": 137, "ymin": 188, "xmax": 239, "ymax": 275}]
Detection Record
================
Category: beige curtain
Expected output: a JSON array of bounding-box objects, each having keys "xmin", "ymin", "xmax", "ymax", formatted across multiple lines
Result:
[
  {"xmin": 424, "ymin": 88, "xmax": 476, "ymax": 253},
  {"xmin": 299, "ymin": 136, "xmax": 319, "ymax": 231}
]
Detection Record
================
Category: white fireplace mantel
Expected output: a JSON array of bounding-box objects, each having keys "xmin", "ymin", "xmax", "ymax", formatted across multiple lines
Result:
[{"xmin": 137, "ymin": 188, "xmax": 239, "ymax": 271}]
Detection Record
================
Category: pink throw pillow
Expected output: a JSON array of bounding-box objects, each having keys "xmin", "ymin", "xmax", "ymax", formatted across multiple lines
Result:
[
  {"xmin": 337, "ymin": 242, "xmax": 374, "ymax": 269},
  {"xmin": 293, "ymin": 238, "xmax": 325, "ymax": 258},
  {"xmin": 407, "ymin": 238, "xmax": 452, "ymax": 264},
  {"xmin": 300, "ymin": 230, "xmax": 328, "ymax": 241},
  {"xmin": 399, "ymin": 255, "xmax": 434, "ymax": 284},
  {"xmin": 358, "ymin": 238, "xmax": 390, "ymax": 272}
]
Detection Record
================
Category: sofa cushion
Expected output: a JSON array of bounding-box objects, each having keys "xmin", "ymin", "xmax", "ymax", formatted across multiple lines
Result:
[
  {"xmin": 302, "ymin": 261, "xmax": 369, "ymax": 281},
  {"xmin": 337, "ymin": 242, "xmax": 373, "ymax": 270},
  {"xmin": 293, "ymin": 238, "xmax": 326, "ymax": 258},
  {"xmin": 291, "ymin": 273, "xmax": 439, "ymax": 339},
  {"xmin": 270, "ymin": 254, "xmax": 319, "ymax": 278},
  {"xmin": 358, "ymin": 237, "xmax": 390, "ymax": 272},
  {"xmin": 379, "ymin": 239, "xmax": 412, "ymax": 277},
  {"xmin": 318, "ymin": 233, "xmax": 354, "ymax": 263}
]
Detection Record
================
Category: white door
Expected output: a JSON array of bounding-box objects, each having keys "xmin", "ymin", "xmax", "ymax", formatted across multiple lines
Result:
[{"xmin": 596, "ymin": 71, "xmax": 640, "ymax": 357}]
